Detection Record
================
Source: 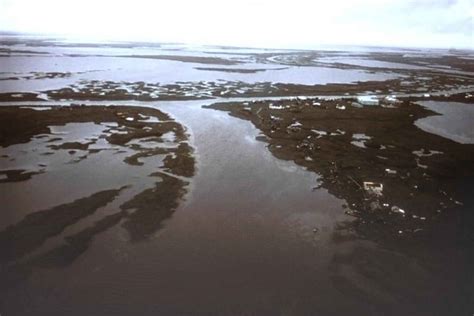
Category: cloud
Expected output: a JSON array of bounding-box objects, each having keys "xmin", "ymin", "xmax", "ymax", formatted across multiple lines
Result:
[{"xmin": 0, "ymin": 0, "xmax": 472, "ymax": 49}]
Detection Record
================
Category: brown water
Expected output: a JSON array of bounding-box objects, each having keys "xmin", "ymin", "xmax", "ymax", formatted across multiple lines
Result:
[{"xmin": 1, "ymin": 101, "xmax": 472, "ymax": 315}]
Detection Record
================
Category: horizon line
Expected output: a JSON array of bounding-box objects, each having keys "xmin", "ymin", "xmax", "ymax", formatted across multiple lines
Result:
[{"xmin": 1, "ymin": 30, "xmax": 473, "ymax": 52}]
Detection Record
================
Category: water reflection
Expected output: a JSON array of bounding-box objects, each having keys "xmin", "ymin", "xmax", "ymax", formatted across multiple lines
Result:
[
  {"xmin": 0, "ymin": 188, "xmax": 123, "ymax": 264},
  {"xmin": 416, "ymin": 101, "xmax": 474, "ymax": 144}
]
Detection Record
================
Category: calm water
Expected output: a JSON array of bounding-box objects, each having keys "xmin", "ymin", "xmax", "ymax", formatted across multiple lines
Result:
[
  {"xmin": 1, "ymin": 100, "xmax": 472, "ymax": 315},
  {"xmin": 1, "ymin": 38, "xmax": 473, "ymax": 315},
  {"xmin": 0, "ymin": 40, "xmax": 404, "ymax": 93},
  {"xmin": 416, "ymin": 101, "xmax": 474, "ymax": 144}
]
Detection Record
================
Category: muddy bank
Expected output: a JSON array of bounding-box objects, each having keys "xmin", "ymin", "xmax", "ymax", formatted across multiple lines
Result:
[
  {"xmin": 0, "ymin": 105, "xmax": 195, "ymax": 252},
  {"xmin": 119, "ymin": 54, "xmax": 242, "ymax": 65},
  {"xmin": 0, "ymin": 105, "xmax": 196, "ymax": 308},
  {"xmin": 0, "ymin": 106, "xmax": 183, "ymax": 147},
  {"xmin": 0, "ymin": 188, "xmax": 125, "ymax": 264},
  {"xmin": 194, "ymin": 67, "xmax": 287, "ymax": 73},
  {"xmin": 369, "ymin": 52, "xmax": 474, "ymax": 73},
  {"xmin": 0, "ymin": 104, "xmax": 199, "ymax": 313},
  {"xmin": 0, "ymin": 174, "xmax": 189, "ymax": 268},
  {"xmin": 206, "ymin": 98, "xmax": 474, "ymax": 240},
  {"xmin": 121, "ymin": 173, "xmax": 188, "ymax": 242},
  {"xmin": 0, "ymin": 72, "xmax": 73, "ymax": 81},
  {"xmin": 0, "ymin": 92, "xmax": 44, "ymax": 102},
  {"xmin": 1, "ymin": 75, "xmax": 472, "ymax": 103},
  {"xmin": 1, "ymin": 37, "xmax": 473, "ymax": 315},
  {"xmin": 262, "ymin": 50, "xmax": 474, "ymax": 74},
  {"xmin": 0, "ymin": 169, "xmax": 44, "ymax": 183}
]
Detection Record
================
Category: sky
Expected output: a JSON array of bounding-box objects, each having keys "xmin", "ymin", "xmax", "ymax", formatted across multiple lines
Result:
[{"xmin": 0, "ymin": 0, "xmax": 472, "ymax": 49}]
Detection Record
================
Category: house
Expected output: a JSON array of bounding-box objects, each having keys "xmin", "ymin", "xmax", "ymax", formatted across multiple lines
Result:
[
  {"xmin": 384, "ymin": 95, "xmax": 398, "ymax": 103},
  {"xmin": 357, "ymin": 96, "xmax": 379, "ymax": 106}
]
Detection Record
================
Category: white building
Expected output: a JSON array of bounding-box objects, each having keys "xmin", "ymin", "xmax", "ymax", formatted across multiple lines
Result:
[{"xmin": 357, "ymin": 96, "xmax": 379, "ymax": 106}]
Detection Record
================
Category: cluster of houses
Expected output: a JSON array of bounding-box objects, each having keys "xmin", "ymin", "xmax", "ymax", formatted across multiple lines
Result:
[{"xmin": 353, "ymin": 95, "xmax": 400, "ymax": 107}]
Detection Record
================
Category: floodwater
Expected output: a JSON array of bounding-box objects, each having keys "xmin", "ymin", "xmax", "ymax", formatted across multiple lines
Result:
[
  {"xmin": 0, "ymin": 56, "xmax": 401, "ymax": 93},
  {"xmin": 316, "ymin": 56, "xmax": 428, "ymax": 70},
  {"xmin": 416, "ymin": 101, "xmax": 474, "ymax": 144},
  {"xmin": 1, "ymin": 37, "xmax": 474, "ymax": 315},
  {"xmin": 1, "ymin": 100, "xmax": 472, "ymax": 315},
  {"xmin": 0, "ymin": 122, "xmax": 161, "ymax": 230},
  {"xmin": 0, "ymin": 40, "xmax": 406, "ymax": 93}
]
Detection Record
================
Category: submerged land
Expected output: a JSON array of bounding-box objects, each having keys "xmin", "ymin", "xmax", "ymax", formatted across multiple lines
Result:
[
  {"xmin": 0, "ymin": 36, "xmax": 473, "ymax": 315},
  {"xmin": 207, "ymin": 96, "xmax": 474, "ymax": 241}
]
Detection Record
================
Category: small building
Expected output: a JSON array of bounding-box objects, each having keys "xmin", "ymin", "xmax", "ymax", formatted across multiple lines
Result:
[
  {"xmin": 384, "ymin": 95, "xmax": 398, "ymax": 103},
  {"xmin": 357, "ymin": 96, "xmax": 379, "ymax": 106}
]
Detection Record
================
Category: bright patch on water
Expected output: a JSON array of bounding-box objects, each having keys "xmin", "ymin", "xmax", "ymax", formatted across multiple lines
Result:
[{"xmin": 415, "ymin": 101, "xmax": 474, "ymax": 144}]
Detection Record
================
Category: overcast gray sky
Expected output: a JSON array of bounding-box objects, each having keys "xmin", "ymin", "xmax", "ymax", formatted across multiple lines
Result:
[{"xmin": 0, "ymin": 0, "xmax": 472, "ymax": 49}]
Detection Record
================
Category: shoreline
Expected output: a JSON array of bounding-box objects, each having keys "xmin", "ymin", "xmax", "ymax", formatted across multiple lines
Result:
[
  {"xmin": 206, "ymin": 97, "xmax": 474, "ymax": 242},
  {"xmin": 1, "ymin": 38, "xmax": 474, "ymax": 315}
]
